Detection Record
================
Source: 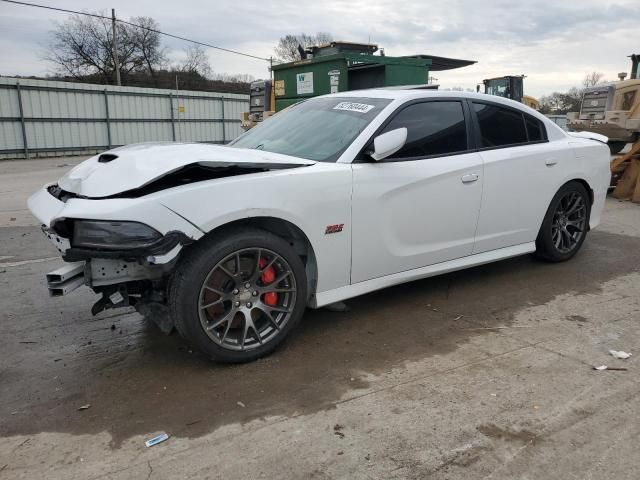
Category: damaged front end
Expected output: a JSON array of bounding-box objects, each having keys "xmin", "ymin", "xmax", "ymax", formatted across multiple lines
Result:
[
  {"xmin": 30, "ymin": 142, "xmax": 316, "ymax": 333},
  {"xmin": 42, "ymin": 219, "xmax": 190, "ymax": 333}
]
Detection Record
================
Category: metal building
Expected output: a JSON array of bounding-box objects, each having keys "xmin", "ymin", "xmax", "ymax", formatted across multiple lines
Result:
[
  {"xmin": 271, "ymin": 42, "xmax": 476, "ymax": 111},
  {"xmin": 0, "ymin": 77, "xmax": 249, "ymax": 159}
]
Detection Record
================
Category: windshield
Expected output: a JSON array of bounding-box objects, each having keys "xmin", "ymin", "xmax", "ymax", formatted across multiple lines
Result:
[{"xmin": 229, "ymin": 96, "xmax": 392, "ymax": 162}]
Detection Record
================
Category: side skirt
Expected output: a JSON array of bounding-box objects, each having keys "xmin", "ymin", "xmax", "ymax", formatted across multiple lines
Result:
[{"xmin": 310, "ymin": 242, "xmax": 536, "ymax": 308}]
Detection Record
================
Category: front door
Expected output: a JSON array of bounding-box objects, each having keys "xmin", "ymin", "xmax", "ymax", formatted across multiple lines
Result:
[{"xmin": 351, "ymin": 100, "xmax": 484, "ymax": 284}]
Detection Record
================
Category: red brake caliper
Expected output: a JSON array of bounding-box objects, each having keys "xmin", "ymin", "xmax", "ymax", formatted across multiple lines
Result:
[{"xmin": 259, "ymin": 258, "xmax": 278, "ymax": 306}]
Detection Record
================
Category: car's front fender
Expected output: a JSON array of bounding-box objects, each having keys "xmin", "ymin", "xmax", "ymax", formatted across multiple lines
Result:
[{"xmin": 156, "ymin": 163, "xmax": 353, "ymax": 294}]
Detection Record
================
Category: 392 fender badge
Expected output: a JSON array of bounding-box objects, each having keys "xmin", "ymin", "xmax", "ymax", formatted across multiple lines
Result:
[{"xmin": 325, "ymin": 224, "xmax": 344, "ymax": 235}]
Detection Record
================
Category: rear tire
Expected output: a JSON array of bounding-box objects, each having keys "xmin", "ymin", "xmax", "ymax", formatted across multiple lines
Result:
[
  {"xmin": 535, "ymin": 182, "xmax": 590, "ymax": 262},
  {"xmin": 170, "ymin": 227, "xmax": 307, "ymax": 363}
]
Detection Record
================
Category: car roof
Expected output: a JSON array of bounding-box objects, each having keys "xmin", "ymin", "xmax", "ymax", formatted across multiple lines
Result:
[
  {"xmin": 331, "ymin": 87, "xmax": 518, "ymax": 105},
  {"xmin": 330, "ymin": 87, "xmax": 555, "ymax": 121},
  {"xmin": 326, "ymin": 88, "xmax": 567, "ymax": 140}
]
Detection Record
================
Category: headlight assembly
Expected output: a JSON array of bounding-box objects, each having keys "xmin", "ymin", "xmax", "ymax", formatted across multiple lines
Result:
[{"xmin": 72, "ymin": 220, "xmax": 162, "ymax": 250}]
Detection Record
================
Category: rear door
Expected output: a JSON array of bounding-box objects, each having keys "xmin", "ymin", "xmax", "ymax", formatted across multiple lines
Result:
[
  {"xmin": 351, "ymin": 99, "xmax": 484, "ymax": 284},
  {"xmin": 470, "ymin": 101, "xmax": 569, "ymax": 253}
]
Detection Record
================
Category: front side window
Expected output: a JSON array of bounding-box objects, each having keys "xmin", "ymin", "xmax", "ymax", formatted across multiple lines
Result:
[
  {"xmin": 377, "ymin": 101, "xmax": 468, "ymax": 159},
  {"xmin": 230, "ymin": 96, "xmax": 391, "ymax": 162},
  {"xmin": 473, "ymin": 103, "xmax": 528, "ymax": 147}
]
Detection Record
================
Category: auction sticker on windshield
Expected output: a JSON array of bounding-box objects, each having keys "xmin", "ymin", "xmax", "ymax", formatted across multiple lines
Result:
[{"xmin": 333, "ymin": 102, "xmax": 375, "ymax": 113}]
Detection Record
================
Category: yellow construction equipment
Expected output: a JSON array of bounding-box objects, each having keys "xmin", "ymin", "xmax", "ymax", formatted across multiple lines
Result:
[
  {"xmin": 568, "ymin": 54, "xmax": 640, "ymax": 154},
  {"xmin": 611, "ymin": 140, "xmax": 640, "ymax": 202},
  {"xmin": 480, "ymin": 75, "xmax": 539, "ymax": 110}
]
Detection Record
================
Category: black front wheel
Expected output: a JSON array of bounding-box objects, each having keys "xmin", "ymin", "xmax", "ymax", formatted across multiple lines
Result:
[
  {"xmin": 535, "ymin": 182, "xmax": 590, "ymax": 262},
  {"xmin": 170, "ymin": 227, "xmax": 308, "ymax": 363}
]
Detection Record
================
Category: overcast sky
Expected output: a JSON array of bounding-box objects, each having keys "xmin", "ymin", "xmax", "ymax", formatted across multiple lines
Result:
[{"xmin": 0, "ymin": 0, "xmax": 638, "ymax": 97}]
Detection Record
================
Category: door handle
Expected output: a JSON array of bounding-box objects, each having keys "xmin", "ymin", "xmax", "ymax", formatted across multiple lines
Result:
[
  {"xmin": 545, "ymin": 159, "xmax": 558, "ymax": 166},
  {"xmin": 461, "ymin": 173, "xmax": 479, "ymax": 183}
]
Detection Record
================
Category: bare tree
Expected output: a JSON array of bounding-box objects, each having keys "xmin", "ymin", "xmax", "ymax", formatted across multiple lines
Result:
[
  {"xmin": 274, "ymin": 32, "xmax": 333, "ymax": 62},
  {"xmin": 539, "ymin": 87, "xmax": 583, "ymax": 114},
  {"xmin": 180, "ymin": 45, "xmax": 212, "ymax": 78},
  {"xmin": 45, "ymin": 12, "xmax": 167, "ymax": 84},
  {"xmin": 582, "ymin": 71, "xmax": 606, "ymax": 89},
  {"xmin": 130, "ymin": 16, "xmax": 167, "ymax": 80}
]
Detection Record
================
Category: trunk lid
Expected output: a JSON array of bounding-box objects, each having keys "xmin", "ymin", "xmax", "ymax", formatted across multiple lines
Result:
[{"xmin": 566, "ymin": 131, "xmax": 609, "ymax": 144}]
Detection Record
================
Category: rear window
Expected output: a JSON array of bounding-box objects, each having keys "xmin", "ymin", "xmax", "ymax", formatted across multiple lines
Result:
[
  {"xmin": 473, "ymin": 103, "xmax": 527, "ymax": 147},
  {"xmin": 525, "ymin": 115, "xmax": 545, "ymax": 142}
]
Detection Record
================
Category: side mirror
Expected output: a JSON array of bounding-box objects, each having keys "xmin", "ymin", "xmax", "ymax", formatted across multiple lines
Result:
[{"xmin": 370, "ymin": 127, "xmax": 407, "ymax": 161}]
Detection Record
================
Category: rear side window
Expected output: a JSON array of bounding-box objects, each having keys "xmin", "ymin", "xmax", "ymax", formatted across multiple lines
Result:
[
  {"xmin": 524, "ymin": 114, "xmax": 545, "ymax": 142},
  {"xmin": 473, "ymin": 103, "xmax": 527, "ymax": 147},
  {"xmin": 380, "ymin": 101, "xmax": 468, "ymax": 159}
]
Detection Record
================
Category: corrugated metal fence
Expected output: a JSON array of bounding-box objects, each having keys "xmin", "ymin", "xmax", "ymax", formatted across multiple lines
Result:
[{"xmin": 0, "ymin": 77, "xmax": 249, "ymax": 160}]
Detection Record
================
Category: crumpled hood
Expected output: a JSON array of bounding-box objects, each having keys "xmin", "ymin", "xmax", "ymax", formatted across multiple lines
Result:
[{"xmin": 59, "ymin": 142, "xmax": 315, "ymax": 197}]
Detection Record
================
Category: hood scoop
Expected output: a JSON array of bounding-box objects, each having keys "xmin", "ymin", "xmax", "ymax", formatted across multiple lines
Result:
[{"xmin": 98, "ymin": 153, "xmax": 119, "ymax": 163}]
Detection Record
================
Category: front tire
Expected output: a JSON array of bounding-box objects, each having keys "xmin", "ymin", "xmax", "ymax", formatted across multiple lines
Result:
[
  {"xmin": 170, "ymin": 227, "xmax": 307, "ymax": 363},
  {"xmin": 535, "ymin": 182, "xmax": 590, "ymax": 262}
]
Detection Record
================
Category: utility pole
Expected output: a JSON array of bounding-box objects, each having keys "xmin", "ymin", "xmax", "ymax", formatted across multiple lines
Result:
[
  {"xmin": 111, "ymin": 9, "xmax": 121, "ymax": 86},
  {"xmin": 175, "ymin": 74, "xmax": 180, "ymax": 141}
]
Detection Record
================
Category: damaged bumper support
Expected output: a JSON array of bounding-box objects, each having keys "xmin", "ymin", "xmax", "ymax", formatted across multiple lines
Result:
[
  {"xmin": 44, "ymin": 251, "xmax": 179, "ymax": 331},
  {"xmin": 30, "ymin": 182, "xmax": 202, "ymax": 333},
  {"xmin": 43, "ymin": 226, "xmax": 185, "ymax": 323},
  {"xmin": 46, "ymin": 262, "xmax": 84, "ymax": 297}
]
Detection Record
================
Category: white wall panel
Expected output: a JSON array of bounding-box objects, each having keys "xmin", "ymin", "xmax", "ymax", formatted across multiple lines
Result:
[{"xmin": 0, "ymin": 77, "xmax": 248, "ymax": 159}]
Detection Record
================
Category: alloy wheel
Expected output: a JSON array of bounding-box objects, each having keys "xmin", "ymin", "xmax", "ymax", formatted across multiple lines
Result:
[
  {"xmin": 198, "ymin": 248, "xmax": 297, "ymax": 351},
  {"xmin": 551, "ymin": 191, "xmax": 587, "ymax": 254}
]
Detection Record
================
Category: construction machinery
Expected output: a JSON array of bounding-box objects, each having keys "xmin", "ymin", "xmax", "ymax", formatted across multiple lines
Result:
[
  {"xmin": 610, "ymin": 141, "xmax": 640, "ymax": 203},
  {"xmin": 480, "ymin": 75, "xmax": 539, "ymax": 110},
  {"xmin": 567, "ymin": 54, "xmax": 640, "ymax": 154},
  {"xmin": 482, "ymin": 75, "xmax": 525, "ymax": 102}
]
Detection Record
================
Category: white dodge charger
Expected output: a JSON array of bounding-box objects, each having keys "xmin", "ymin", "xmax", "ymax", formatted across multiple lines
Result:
[{"xmin": 28, "ymin": 89, "xmax": 610, "ymax": 362}]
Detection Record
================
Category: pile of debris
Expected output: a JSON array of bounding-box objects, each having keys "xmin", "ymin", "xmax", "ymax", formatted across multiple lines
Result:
[{"xmin": 611, "ymin": 141, "xmax": 640, "ymax": 202}]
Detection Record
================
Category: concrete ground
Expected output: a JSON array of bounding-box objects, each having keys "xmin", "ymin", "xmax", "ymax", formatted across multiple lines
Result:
[{"xmin": 1, "ymin": 157, "xmax": 640, "ymax": 480}]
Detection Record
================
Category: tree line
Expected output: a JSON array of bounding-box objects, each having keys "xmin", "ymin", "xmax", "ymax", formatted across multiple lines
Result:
[
  {"xmin": 538, "ymin": 72, "xmax": 608, "ymax": 114},
  {"xmin": 40, "ymin": 12, "xmax": 257, "ymax": 93},
  {"xmin": 35, "ymin": 12, "xmax": 333, "ymax": 94}
]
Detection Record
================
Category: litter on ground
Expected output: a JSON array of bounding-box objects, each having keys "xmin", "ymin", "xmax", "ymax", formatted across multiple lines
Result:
[
  {"xmin": 145, "ymin": 433, "xmax": 169, "ymax": 447},
  {"xmin": 593, "ymin": 365, "xmax": 628, "ymax": 371},
  {"xmin": 609, "ymin": 350, "xmax": 632, "ymax": 360}
]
